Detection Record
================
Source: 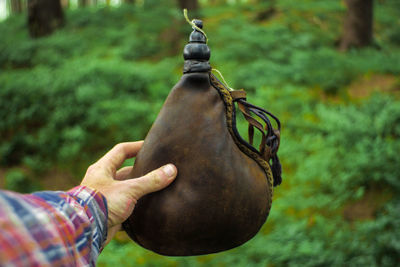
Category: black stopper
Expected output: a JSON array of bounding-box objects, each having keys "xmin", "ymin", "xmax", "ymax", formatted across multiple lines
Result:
[{"xmin": 183, "ymin": 19, "xmax": 211, "ymax": 73}]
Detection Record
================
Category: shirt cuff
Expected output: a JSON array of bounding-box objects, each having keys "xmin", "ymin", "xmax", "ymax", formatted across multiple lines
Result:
[{"xmin": 67, "ymin": 186, "xmax": 108, "ymax": 253}]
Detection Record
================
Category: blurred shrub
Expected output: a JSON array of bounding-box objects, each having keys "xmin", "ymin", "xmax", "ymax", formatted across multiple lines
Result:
[
  {"xmin": 0, "ymin": 58, "xmax": 178, "ymax": 171},
  {"xmin": 4, "ymin": 168, "xmax": 40, "ymax": 193},
  {"xmin": 375, "ymin": 0, "xmax": 400, "ymax": 45},
  {"xmin": 0, "ymin": 2, "xmax": 183, "ymax": 172},
  {"xmin": 209, "ymin": 3, "xmax": 400, "ymax": 93},
  {"xmin": 287, "ymin": 94, "xmax": 400, "ymax": 209}
]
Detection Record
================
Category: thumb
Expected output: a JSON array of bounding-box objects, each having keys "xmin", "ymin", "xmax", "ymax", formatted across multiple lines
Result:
[{"xmin": 127, "ymin": 164, "xmax": 177, "ymax": 200}]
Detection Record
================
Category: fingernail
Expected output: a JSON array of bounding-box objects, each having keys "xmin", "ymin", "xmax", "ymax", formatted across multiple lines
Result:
[{"xmin": 162, "ymin": 164, "xmax": 176, "ymax": 178}]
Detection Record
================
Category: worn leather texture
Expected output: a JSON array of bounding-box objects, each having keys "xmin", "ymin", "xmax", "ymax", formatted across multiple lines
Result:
[{"xmin": 122, "ymin": 72, "xmax": 272, "ymax": 256}]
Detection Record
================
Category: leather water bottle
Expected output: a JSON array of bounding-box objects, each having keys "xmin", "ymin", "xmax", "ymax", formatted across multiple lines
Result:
[{"xmin": 123, "ymin": 18, "xmax": 282, "ymax": 256}]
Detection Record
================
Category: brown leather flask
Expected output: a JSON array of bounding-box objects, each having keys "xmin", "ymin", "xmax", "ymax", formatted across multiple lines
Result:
[{"xmin": 123, "ymin": 19, "xmax": 282, "ymax": 256}]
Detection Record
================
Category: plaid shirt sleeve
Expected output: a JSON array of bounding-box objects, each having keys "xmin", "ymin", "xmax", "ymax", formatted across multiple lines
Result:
[{"xmin": 0, "ymin": 186, "xmax": 108, "ymax": 267}]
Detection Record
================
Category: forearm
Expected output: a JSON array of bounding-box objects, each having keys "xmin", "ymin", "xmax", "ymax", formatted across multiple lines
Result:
[{"xmin": 0, "ymin": 186, "xmax": 108, "ymax": 267}]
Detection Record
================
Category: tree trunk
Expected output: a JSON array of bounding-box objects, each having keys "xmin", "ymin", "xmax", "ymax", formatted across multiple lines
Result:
[
  {"xmin": 339, "ymin": 0, "xmax": 374, "ymax": 51},
  {"xmin": 61, "ymin": 0, "xmax": 69, "ymax": 9},
  {"xmin": 177, "ymin": 0, "xmax": 198, "ymax": 11},
  {"xmin": 28, "ymin": 0, "xmax": 65, "ymax": 38},
  {"xmin": 10, "ymin": 0, "xmax": 23, "ymax": 14},
  {"xmin": 255, "ymin": 0, "xmax": 276, "ymax": 21},
  {"xmin": 78, "ymin": 0, "xmax": 89, "ymax": 7}
]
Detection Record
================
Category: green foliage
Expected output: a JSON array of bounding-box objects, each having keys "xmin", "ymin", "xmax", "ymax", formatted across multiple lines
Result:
[
  {"xmin": 0, "ymin": 58, "xmax": 177, "ymax": 171},
  {"xmin": 375, "ymin": 0, "xmax": 400, "ymax": 46},
  {"xmin": 282, "ymin": 95, "xmax": 400, "ymax": 211},
  {"xmin": 4, "ymin": 168, "xmax": 40, "ymax": 193},
  {"xmin": 207, "ymin": 0, "xmax": 400, "ymax": 93},
  {"xmin": 0, "ymin": 3, "xmax": 181, "ymax": 172},
  {"xmin": 1, "ymin": 0, "xmax": 400, "ymax": 266},
  {"xmin": 211, "ymin": 21, "xmax": 400, "ymax": 93}
]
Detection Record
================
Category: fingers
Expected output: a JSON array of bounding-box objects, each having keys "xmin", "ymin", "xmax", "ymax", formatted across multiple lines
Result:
[
  {"xmin": 115, "ymin": 166, "xmax": 133, "ymax": 181},
  {"xmin": 96, "ymin": 141, "xmax": 143, "ymax": 175},
  {"xmin": 128, "ymin": 164, "xmax": 177, "ymax": 200}
]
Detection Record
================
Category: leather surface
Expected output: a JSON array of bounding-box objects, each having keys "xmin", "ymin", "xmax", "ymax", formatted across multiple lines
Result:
[{"xmin": 123, "ymin": 72, "xmax": 271, "ymax": 256}]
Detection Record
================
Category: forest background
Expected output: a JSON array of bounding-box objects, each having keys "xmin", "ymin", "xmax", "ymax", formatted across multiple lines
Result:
[{"xmin": 1, "ymin": 0, "xmax": 399, "ymax": 266}]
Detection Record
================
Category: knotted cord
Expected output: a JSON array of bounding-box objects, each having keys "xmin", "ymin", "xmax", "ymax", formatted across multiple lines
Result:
[{"xmin": 183, "ymin": 9, "xmax": 208, "ymax": 43}]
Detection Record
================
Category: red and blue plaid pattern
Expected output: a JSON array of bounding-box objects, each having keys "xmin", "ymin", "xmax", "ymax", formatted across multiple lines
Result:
[{"xmin": 0, "ymin": 186, "xmax": 108, "ymax": 267}]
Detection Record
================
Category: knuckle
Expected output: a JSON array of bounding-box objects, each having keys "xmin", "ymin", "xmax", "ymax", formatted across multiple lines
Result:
[
  {"xmin": 114, "ymin": 143, "xmax": 129, "ymax": 158},
  {"xmin": 113, "ymin": 143, "xmax": 124, "ymax": 152},
  {"xmin": 86, "ymin": 164, "xmax": 99, "ymax": 175}
]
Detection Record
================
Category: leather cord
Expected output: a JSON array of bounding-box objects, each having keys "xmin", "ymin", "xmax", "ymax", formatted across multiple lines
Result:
[{"xmin": 229, "ymin": 90, "xmax": 282, "ymax": 186}]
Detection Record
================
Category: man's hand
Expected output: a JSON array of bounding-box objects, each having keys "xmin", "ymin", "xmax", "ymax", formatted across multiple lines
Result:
[{"xmin": 81, "ymin": 141, "xmax": 177, "ymax": 244}]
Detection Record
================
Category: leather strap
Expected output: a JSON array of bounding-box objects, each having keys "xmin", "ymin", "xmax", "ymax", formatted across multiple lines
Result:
[
  {"xmin": 236, "ymin": 99, "xmax": 282, "ymax": 186},
  {"xmin": 237, "ymin": 102, "xmax": 267, "ymax": 155},
  {"xmin": 209, "ymin": 72, "xmax": 282, "ymax": 186},
  {"xmin": 229, "ymin": 90, "xmax": 246, "ymax": 100}
]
